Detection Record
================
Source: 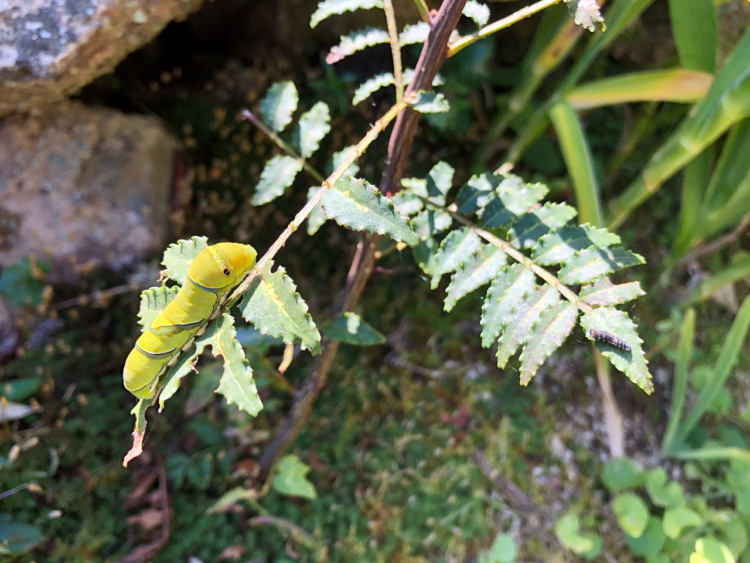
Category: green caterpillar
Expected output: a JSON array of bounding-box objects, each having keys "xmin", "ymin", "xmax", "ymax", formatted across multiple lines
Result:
[{"xmin": 123, "ymin": 242, "xmax": 257, "ymax": 399}]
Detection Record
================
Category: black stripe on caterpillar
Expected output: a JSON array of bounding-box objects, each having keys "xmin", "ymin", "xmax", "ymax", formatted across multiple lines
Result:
[{"xmin": 589, "ymin": 329, "xmax": 631, "ymax": 352}]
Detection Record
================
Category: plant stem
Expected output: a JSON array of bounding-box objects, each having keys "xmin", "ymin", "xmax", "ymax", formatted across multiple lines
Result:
[
  {"xmin": 259, "ymin": 0, "xmax": 469, "ymax": 478},
  {"xmin": 383, "ymin": 0, "xmax": 404, "ymax": 102},
  {"xmin": 449, "ymin": 0, "xmax": 563, "ymax": 57}
]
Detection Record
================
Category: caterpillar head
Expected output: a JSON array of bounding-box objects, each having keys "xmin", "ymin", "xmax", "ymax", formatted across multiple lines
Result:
[{"xmin": 188, "ymin": 243, "xmax": 257, "ymax": 289}]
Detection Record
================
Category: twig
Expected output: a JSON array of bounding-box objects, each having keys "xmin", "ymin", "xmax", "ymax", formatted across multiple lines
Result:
[
  {"xmin": 449, "ymin": 0, "xmax": 563, "ymax": 57},
  {"xmin": 258, "ymin": 0, "xmax": 469, "ymax": 478},
  {"xmin": 383, "ymin": 0, "xmax": 404, "ymax": 102},
  {"xmin": 241, "ymin": 110, "xmax": 325, "ymax": 184}
]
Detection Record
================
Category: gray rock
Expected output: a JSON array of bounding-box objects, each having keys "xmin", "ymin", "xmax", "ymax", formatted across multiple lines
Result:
[
  {"xmin": 0, "ymin": 0, "xmax": 205, "ymax": 116},
  {"xmin": 0, "ymin": 102, "xmax": 185, "ymax": 282}
]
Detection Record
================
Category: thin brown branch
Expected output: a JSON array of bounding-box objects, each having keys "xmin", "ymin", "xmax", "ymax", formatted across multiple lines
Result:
[{"xmin": 258, "ymin": 0, "xmax": 469, "ymax": 477}]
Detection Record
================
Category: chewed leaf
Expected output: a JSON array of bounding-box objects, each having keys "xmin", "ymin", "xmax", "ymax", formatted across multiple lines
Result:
[
  {"xmin": 137, "ymin": 286, "xmax": 180, "ymax": 330},
  {"xmin": 580, "ymin": 277, "xmax": 646, "ymax": 306},
  {"xmin": 444, "ymin": 245, "xmax": 506, "ymax": 312},
  {"xmin": 325, "ymin": 312, "xmax": 386, "ymax": 346},
  {"xmin": 212, "ymin": 315, "xmax": 263, "ymax": 416},
  {"xmin": 533, "ymin": 224, "xmax": 620, "ymax": 266},
  {"xmin": 159, "ymin": 324, "xmax": 218, "ymax": 406},
  {"xmin": 163, "ymin": 237, "xmax": 209, "ymax": 283},
  {"xmin": 426, "ymin": 161, "xmax": 454, "ymax": 205},
  {"xmin": 252, "ymin": 155, "xmax": 304, "ymax": 206},
  {"xmin": 295, "ymin": 102, "xmax": 331, "ymax": 158},
  {"xmin": 241, "ymin": 262, "xmax": 321, "ymax": 354},
  {"xmin": 310, "ymin": 0, "xmax": 384, "ymax": 28},
  {"xmin": 260, "ymin": 82, "xmax": 298, "ymax": 133},
  {"xmin": 519, "ymin": 302, "xmax": 578, "ymax": 385},
  {"xmin": 326, "ymin": 28, "xmax": 389, "ymax": 64},
  {"xmin": 411, "ymin": 209, "xmax": 452, "ymax": 241},
  {"xmin": 581, "ymin": 307, "xmax": 652, "ymax": 394},
  {"xmin": 559, "ymin": 247, "xmax": 644, "ymax": 284},
  {"xmin": 321, "ymin": 177, "xmax": 418, "ymax": 245}
]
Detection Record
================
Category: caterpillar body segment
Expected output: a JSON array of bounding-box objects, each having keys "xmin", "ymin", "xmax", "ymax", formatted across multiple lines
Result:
[{"xmin": 123, "ymin": 243, "xmax": 257, "ymax": 398}]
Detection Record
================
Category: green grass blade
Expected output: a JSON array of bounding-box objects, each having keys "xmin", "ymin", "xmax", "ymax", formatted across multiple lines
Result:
[
  {"xmin": 672, "ymin": 150, "xmax": 713, "ymax": 258},
  {"xmin": 549, "ymin": 101, "xmax": 602, "ymax": 225},
  {"xmin": 566, "ymin": 70, "xmax": 712, "ymax": 110},
  {"xmin": 672, "ymin": 446, "xmax": 750, "ymax": 463},
  {"xmin": 608, "ymin": 26, "xmax": 750, "ymax": 228},
  {"xmin": 668, "ymin": 0, "xmax": 717, "ymax": 73},
  {"xmin": 682, "ymin": 253, "xmax": 750, "ymax": 307},
  {"xmin": 661, "ymin": 308, "xmax": 695, "ymax": 456},
  {"xmin": 671, "ymin": 296, "xmax": 750, "ymax": 448}
]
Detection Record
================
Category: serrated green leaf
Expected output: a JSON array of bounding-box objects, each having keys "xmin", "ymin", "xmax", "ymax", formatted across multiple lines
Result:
[
  {"xmin": 559, "ymin": 247, "xmax": 645, "ymax": 284},
  {"xmin": 321, "ymin": 177, "xmax": 418, "ymax": 245},
  {"xmin": 431, "ymin": 228, "xmax": 482, "ymax": 289},
  {"xmin": 159, "ymin": 325, "xmax": 217, "ymax": 406},
  {"xmin": 581, "ymin": 307, "xmax": 653, "ymax": 393},
  {"xmin": 212, "ymin": 315, "xmax": 263, "ymax": 416},
  {"xmin": 272, "ymin": 455, "xmax": 317, "ymax": 499},
  {"xmin": 456, "ymin": 173, "xmax": 502, "ymax": 214},
  {"xmin": 613, "ymin": 493, "xmax": 650, "ymax": 538},
  {"xmin": 480, "ymin": 264, "xmax": 536, "ymax": 348},
  {"xmin": 252, "ymin": 155, "xmax": 304, "ymax": 206},
  {"xmin": 137, "ymin": 286, "xmax": 180, "ymax": 330},
  {"xmin": 399, "ymin": 22, "xmax": 430, "ymax": 46},
  {"xmin": 463, "ymin": 0, "xmax": 490, "ymax": 27},
  {"xmin": 496, "ymin": 286, "xmax": 560, "ymax": 369},
  {"xmin": 327, "ymin": 27, "xmax": 389, "ymax": 64},
  {"xmin": 162, "ymin": 236, "xmax": 209, "ymax": 283},
  {"xmin": 519, "ymin": 301, "xmax": 578, "ymax": 385},
  {"xmin": 426, "ymin": 161, "xmax": 454, "ymax": 204},
  {"xmin": 533, "ymin": 224, "xmax": 621, "ymax": 266},
  {"xmin": 444, "ymin": 245, "xmax": 507, "ymax": 312},
  {"xmin": 391, "ymin": 190, "xmax": 424, "ymax": 217},
  {"xmin": 306, "ymin": 187, "xmax": 328, "ymax": 236},
  {"xmin": 413, "ymin": 236, "xmax": 439, "ymax": 277},
  {"xmin": 411, "ymin": 209, "xmax": 452, "ymax": 241},
  {"xmin": 310, "ymin": 0, "xmax": 384, "ymax": 28},
  {"xmin": 241, "ymin": 262, "xmax": 321, "ymax": 354},
  {"xmin": 580, "ymin": 277, "xmax": 646, "ymax": 306},
  {"xmin": 260, "ymin": 82, "xmax": 298, "ymax": 133},
  {"xmin": 353, "ymin": 72, "xmax": 395, "ymax": 105},
  {"xmin": 663, "ymin": 506, "xmax": 702, "ymax": 539},
  {"xmin": 327, "ymin": 145, "xmax": 361, "ymax": 178},
  {"xmin": 508, "ymin": 202, "xmax": 578, "ymax": 249},
  {"xmin": 413, "ymin": 92, "xmax": 450, "ymax": 114},
  {"xmin": 325, "ymin": 312, "xmax": 386, "ymax": 346},
  {"xmin": 295, "ymin": 102, "xmax": 331, "ymax": 158},
  {"xmin": 480, "ymin": 180, "xmax": 548, "ymax": 228}
]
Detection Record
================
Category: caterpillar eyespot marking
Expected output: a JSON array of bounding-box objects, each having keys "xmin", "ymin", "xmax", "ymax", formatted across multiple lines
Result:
[
  {"xmin": 589, "ymin": 329, "xmax": 631, "ymax": 352},
  {"xmin": 123, "ymin": 242, "xmax": 257, "ymax": 399}
]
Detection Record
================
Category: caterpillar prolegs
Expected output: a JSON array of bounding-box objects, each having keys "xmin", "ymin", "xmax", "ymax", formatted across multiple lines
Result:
[{"xmin": 123, "ymin": 243, "xmax": 257, "ymax": 399}]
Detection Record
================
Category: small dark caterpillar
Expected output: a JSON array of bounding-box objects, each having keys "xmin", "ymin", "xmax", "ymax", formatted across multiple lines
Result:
[{"xmin": 589, "ymin": 329, "xmax": 631, "ymax": 352}]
